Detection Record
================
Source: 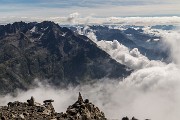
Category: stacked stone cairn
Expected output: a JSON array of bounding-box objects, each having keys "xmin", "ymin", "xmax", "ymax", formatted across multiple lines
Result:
[
  {"xmin": 0, "ymin": 93, "xmax": 107, "ymax": 120},
  {"xmin": 61, "ymin": 92, "xmax": 107, "ymax": 120}
]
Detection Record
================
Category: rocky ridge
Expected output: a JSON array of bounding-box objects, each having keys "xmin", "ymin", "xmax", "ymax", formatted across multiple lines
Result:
[
  {"xmin": 0, "ymin": 93, "xmax": 151, "ymax": 120},
  {"xmin": 71, "ymin": 25, "xmax": 168, "ymax": 61},
  {"xmin": 0, "ymin": 21, "xmax": 132, "ymax": 94},
  {"xmin": 0, "ymin": 93, "xmax": 106, "ymax": 120}
]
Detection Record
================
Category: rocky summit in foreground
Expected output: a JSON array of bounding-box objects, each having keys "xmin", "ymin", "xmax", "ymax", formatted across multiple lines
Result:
[{"xmin": 0, "ymin": 93, "xmax": 107, "ymax": 120}]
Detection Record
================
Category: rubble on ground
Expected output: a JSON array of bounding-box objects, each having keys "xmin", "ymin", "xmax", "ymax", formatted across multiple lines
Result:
[
  {"xmin": 0, "ymin": 92, "xmax": 149, "ymax": 120},
  {"xmin": 0, "ymin": 93, "xmax": 107, "ymax": 120}
]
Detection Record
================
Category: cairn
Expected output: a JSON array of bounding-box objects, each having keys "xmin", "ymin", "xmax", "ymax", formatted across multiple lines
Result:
[
  {"xmin": 0, "ymin": 94, "xmax": 148, "ymax": 120},
  {"xmin": 78, "ymin": 92, "xmax": 83, "ymax": 103},
  {"xmin": 0, "ymin": 93, "xmax": 107, "ymax": 120},
  {"xmin": 43, "ymin": 99, "xmax": 55, "ymax": 114},
  {"xmin": 60, "ymin": 92, "xmax": 107, "ymax": 120},
  {"xmin": 27, "ymin": 96, "xmax": 35, "ymax": 106}
]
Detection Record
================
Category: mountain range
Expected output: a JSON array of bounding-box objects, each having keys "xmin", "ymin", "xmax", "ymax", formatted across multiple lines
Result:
[
  {"xmin": 0, "ymin": 21, "xmax": 132, "ymax": 94},
  {"xmin": 70, "ymin": 25, "xmax": 169, "ymax": 61}
]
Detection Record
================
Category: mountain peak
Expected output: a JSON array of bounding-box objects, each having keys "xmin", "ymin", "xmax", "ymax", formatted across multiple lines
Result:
[{"xmin": 0, "ymin": 21, "xmax": 132, "ymax": 94}]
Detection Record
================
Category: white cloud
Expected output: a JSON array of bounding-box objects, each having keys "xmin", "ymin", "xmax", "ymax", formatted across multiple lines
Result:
[
  {"xmin": 85, "ymin": 29, "xmax": 165, "ymax": 70},
  {"xmin": 1, "ymin": 16, "xmax": 180, "ymax": 120},
  {"xmin": 78, "ymin": 26, "xmax": 180, "ymax": 120},
  {"xmin": 1, "ymin": 62, "xmax": 180, "ymax": 120},
  {"xmin": 142, "ymin": 27, "xmax": 180, "ymax": 64},
  {"xmin": 66, "ymin": 12, "xmax": 80, "ymax": 24},
  {"xmin": 0, "ymin": 0, "xmax": 180, "ymax": 21},
  {"xmin": 1, "ymin": 16, "xmax": 180, "ymax": 26}
]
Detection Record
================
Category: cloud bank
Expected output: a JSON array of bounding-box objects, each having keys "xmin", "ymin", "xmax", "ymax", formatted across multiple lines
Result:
[
  {"xmin": 1, "ymin": 15, "xmax": 180, "ymax": 26},
  {"xmin": 1, "ymin": 22, "xmax": 180, "ymax": 120}
]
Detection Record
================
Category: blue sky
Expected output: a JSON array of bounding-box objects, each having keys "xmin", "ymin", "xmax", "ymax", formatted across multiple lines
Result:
[{"xmin": 0, "ymin": 0, "xmax": 180, "ymax": 17}]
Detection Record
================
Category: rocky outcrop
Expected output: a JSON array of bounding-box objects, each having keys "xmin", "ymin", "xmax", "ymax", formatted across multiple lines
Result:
[
  {"xmin": 64, "ymin": 92, "xmax": 106, "ymax": 120},
  {"xmin": 0, "ymin": 100, "xmax": 55, "ymax": 119},
  {"xmin": 0, "ymin": 93, "xmax": 151, "ymax": 120},
  {"xmin": 0, "ymin": 93, "xmax": 107, "ymax": 120},
  {"xmin": 0, "ymin": 21, "xmax": 132, "ymax": 94}
]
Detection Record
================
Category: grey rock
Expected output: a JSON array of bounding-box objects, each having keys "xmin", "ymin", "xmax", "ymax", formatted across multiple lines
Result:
[
  {"xmin": 0, "ymin": 93, "xmax": 107, "ymax": 120},
  {"xmin": 0, "ymin": 21, "xmax": 132, "ymax": 94}
]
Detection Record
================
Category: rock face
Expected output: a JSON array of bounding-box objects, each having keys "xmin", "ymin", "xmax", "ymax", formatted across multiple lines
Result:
[
  {"xmin": 0, "ymin": 93, "xmax": 107, "ymax": 120},
  {"xmin": 0, "ymin": 98, "xmax": 56, "ymax": 119},
  {"xmin": 0, "ymin": 21, "xmax": 132, "ymax": 94},
  {"xmin": 64, "ymin": 92, "xmax": 106, "ymax": 120}
]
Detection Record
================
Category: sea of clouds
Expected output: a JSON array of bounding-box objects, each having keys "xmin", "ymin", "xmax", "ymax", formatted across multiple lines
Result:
[
  {"xmin": 1, "ymin": 18, "xmax": 180, "ymax": 120},
  {"xmin": 1, "ymin": 13, "xmax": 180, "ymax": 26}
]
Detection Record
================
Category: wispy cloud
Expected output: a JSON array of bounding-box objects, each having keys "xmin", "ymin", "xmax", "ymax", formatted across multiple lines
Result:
[
  {"xmin": 1, "ymin": 0, "xmax": 179, "ymax": 7},
  {"xmin": 0, "ymin": 0, "xmax": 180, "ymax": 17}
]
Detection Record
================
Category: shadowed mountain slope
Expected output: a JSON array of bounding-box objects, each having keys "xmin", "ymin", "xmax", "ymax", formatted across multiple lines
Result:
[{"xmin": 0, "ymin": 21, "xmax": 132, "ymax": 94}]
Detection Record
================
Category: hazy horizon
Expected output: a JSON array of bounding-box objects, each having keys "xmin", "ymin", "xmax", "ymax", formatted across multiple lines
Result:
[{"xmin": 0, "ymin": 0, "xmax": 180, "ymax": 17}]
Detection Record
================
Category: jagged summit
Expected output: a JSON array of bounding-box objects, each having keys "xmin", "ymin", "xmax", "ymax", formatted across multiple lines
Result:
[{"xmin": 0, "ymin": 21, "xmax": 132, "ymax": 94}]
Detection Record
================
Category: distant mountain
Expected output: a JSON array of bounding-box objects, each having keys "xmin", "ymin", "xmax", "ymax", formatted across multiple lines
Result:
[
  {"xmin": 0, "ymin": 21, "xmax": 132, "ymax": 94},
  {"xmin": 71, "ymin": 25, "xmax": 169, "ymax": 61},
  {"xmin": 151, "ymin": 25, "xmax": 175, "ymax": 30}
]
